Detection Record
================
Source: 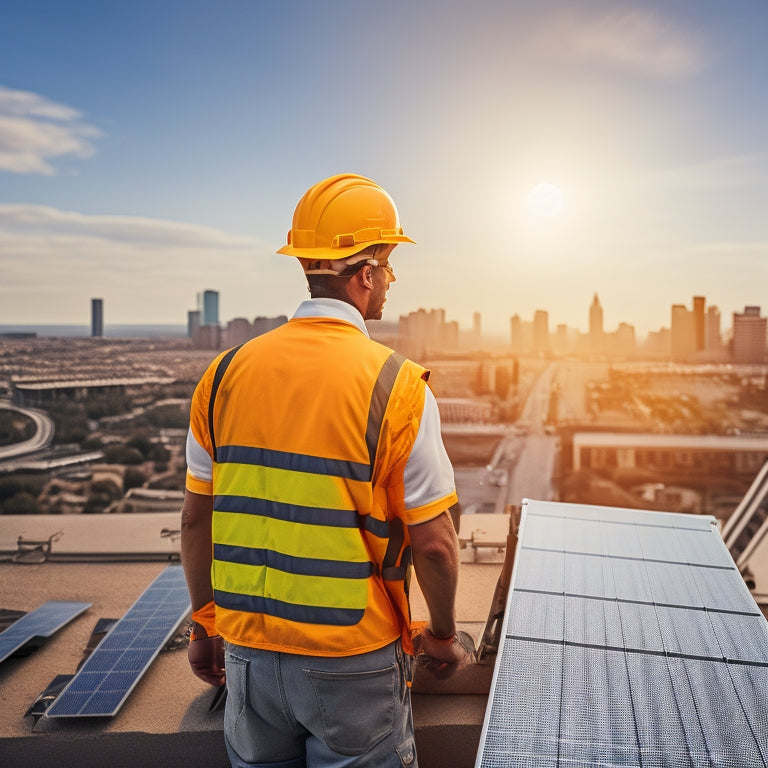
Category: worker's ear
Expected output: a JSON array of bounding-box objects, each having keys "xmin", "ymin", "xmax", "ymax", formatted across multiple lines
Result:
[{"xmin": 360, "ymin": 266, "xmax": 375, "ymax": 289}]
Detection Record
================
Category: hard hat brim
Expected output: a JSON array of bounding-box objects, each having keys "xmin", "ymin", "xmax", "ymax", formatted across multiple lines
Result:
[{"xmin": 276, "ymin": 234, "xmax": 415, "ymax": 259}]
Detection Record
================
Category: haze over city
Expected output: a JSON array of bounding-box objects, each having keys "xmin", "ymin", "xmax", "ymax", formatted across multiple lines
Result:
[{"xmin": 2, "ymin": 1, "xmax": 768, "ymax": 336}]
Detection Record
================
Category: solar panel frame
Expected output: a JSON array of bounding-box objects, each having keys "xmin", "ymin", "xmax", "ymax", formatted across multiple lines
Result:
[
  {"xmin": 475, "ymin": 499, "xmax": 768, "ymax": 768},
  {"xmin": 45, "ymin": 565, "xmax": 190, "ymax": 719},
  {"xmin": 0, "ymin": 601, "xmax": 91, "ymax": 663}
]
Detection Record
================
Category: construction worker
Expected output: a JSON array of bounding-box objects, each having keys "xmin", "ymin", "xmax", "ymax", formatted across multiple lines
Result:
[{"xmin": 181, "ymin": 173, "xmax": 469, "ymax": 768}]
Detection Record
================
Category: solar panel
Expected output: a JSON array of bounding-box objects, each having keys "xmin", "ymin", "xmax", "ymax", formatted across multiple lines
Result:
[
  {"xmin": 475, "ymin": 499, "xmax": 768, "ymax": 768},
  {"xmin": 45, "ymin": 565, "xmax": 190, "ymax": 718},
  {"xmin": 0, "ymin": 601, "xmax": 91, "ymax": 663},
  {"xmin": 722, "ymin": 459, "xmax": 768, "ymax": 564}
]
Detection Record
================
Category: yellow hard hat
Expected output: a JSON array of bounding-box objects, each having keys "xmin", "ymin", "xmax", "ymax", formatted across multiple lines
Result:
[{"xmin": 277, "ymin": 173, "xmax": 414, "ymax": 274}]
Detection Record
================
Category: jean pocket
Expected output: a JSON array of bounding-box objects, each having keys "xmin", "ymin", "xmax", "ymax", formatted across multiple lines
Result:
[
  {"xmin": 224, "ymin": 650, "xmax": 249, "ymax": 749},
  {"xmin": 306, "ymin": 664, "xmax": 396, "ymax": 756}
]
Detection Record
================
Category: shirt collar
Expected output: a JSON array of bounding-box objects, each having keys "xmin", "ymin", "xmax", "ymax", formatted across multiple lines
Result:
[{"xmin": 291, "ymin": 298, "xmax": 369, "ymax": 337}]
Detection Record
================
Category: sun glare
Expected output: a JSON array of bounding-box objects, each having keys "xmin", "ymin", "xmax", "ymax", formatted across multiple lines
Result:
[{"xmin": 526, "ymin": 182, "xmax": 564, "ymax": 219}]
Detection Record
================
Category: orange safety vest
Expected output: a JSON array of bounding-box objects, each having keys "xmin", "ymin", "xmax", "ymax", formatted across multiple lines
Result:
[{"xmin": 195, "ymin": 317, "xmax": 430, "ymax": 656}]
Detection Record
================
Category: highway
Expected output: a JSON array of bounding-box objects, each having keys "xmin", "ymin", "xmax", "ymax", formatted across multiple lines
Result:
[
  {"xmin": 0, "ymin": 402, "xmax": 55, "ymax": 460},
  {"xmin": 485, "ymin": 364, "xmax": 559, "ymax": 513}
]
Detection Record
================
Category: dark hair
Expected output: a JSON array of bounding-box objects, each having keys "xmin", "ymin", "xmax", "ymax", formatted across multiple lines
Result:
[{"xmin": 306, "ymin": 244, "xmax": 383, "ymax": 299}]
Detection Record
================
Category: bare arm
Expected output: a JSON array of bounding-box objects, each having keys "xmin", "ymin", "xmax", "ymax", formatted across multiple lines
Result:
[
  {"xmin": 180, "ymin": 489, "xmax": 215, "ymax": 613},
  {"xmin": 181, "ymin": 489, "xmax": 225, "ymax": 686},
  {"xmin": 408, "ymin": 510, "xmax": 459, "ymax": 638}
]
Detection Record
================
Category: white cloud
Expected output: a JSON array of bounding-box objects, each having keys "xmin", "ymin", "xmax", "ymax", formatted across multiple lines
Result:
[
  {"xmin": 0, "ymin": 85, "xmax": 101, "ymax": 174},
  {"xmin": 543, "ymin": 6, "xmax": 705, "ymax": 80},
  {"xmin": 0, "ymin": 203, "xmax": 296, "ymax": 324},
  {"xmin": 0, "ymin": 204, "xmax": 262, "ymax": 250}
]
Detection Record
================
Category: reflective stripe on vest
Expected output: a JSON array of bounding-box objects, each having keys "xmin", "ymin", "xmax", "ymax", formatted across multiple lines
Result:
[{"xmin": 210, "ymin": 350, "xmax": 407, "ymax": 627}]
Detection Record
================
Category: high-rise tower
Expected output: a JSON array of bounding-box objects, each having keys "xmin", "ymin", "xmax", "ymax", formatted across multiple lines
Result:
[
  {"xmin": 693, "ymin": 296, "xmax": 706, "ymax": 351},
  {"xmin": 202, "ymin": 290, "xmax": 219, "ymax": 326},
  {"xmin": 91, "ymin": 298, "xmax": 103, "ymax": 337},
  {"xmin": 589, "ymin": 294, "xmax": 603, "ymax": 354}
]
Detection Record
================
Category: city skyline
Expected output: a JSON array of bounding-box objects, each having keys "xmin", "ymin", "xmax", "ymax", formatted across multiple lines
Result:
[{"xmin": 2, "ymin": 2, "xmax": 768, "ymax": 335}]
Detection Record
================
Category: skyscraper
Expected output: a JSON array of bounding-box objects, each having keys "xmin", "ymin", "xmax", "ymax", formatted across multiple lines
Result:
[
  {"xmin": 202, "ymin": 290, "xmax": 219, "ymax": 327},
  {"xmin": 472, "ymin": 312, "xmax": 482, "ymax": 348},
  {"xmin": 705, "ymin": 306, "xmax": 721, "ymax": 352},
  {"xmin": 533, "ymin": 310, "xmax": 549, "ymax": 353},
  {"xmin": 187, "ymin": 310, "xmax": 201, "ymax": 339},
  {"xmin": 671, "ymin": 304, "xmax": 695, "ymax": 361},
  {"xmin": 91, "ymin": 298, "xmax": 103, "ymax": 337},
  {"xmin": 693, "ymin": 296, "xmax": 706, "ymax": 351},
  {"xmin": 733, "ymin": 306, "xmax": 767, "ymax": 364},
  {"xmin": 589, "ymin": 294, "xmax": 604, "ymax": 354}
]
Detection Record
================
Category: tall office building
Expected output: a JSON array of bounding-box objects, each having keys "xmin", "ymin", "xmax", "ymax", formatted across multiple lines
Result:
[
  {"xmin": 510, "ymin": 314, "xmax": 523, "ymax": 353},
  {"xmin": 91, "ymin": 298, "xmax": 103, "ymax": 337},
  {"xmin": 533, "ymin": 310, "xmax": 549, "ymax": 353},
  {"xmin": 705, "ymin": 306, "xmax": 721, "ymax": 351},
  {"xmin": 187, "ymin": 310, "xmax": 201, "ymax": 339},
  {"xmin": 733, "ymin": 306, "xmax": 767, "ymax": 364},
  {"xmin": 472, "ymin": 312, "xmax": 482, "ymax": 348},
  {"xmin": 671, "ymin": 303, "xmax": 695, "ymax": 361},
  {"xmin": 589, "ymin": 294, "xmax": 604, "ymax": 354},
  {"xmin": 693, "ymin": 296, "xmax": 706, "ymax": 351},
  {"xmin": 202, "ymin": 290, "xmax": 219, "ymax": 326}
]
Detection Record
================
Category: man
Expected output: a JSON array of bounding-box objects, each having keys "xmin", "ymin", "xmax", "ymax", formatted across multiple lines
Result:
[{"xmin": 181, "ymin": 173, "xmax": 469, "ymax": 768}]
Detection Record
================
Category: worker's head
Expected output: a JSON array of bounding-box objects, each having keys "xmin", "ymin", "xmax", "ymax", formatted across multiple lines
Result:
[
  {"xmin": 305, "ymin": 243, "xmax": 396, "ymax": 320},
  {"xmin": 277, "ymin": 173, "xmax": 412, "ymax": 319}
]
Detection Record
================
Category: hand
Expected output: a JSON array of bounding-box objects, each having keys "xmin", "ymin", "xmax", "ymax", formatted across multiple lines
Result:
[
  {"xmin": 414, "ymin": 627, "xmax": 474, "ymax": 679},
  {"xmin": 188, "ymin": 634, "xmax": 226, "ymax": 687}
]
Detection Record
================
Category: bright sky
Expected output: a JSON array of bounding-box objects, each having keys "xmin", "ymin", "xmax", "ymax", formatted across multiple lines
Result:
[{"xmin": 1, "ymin": 0, "xmax": 767, "ymax": 338}]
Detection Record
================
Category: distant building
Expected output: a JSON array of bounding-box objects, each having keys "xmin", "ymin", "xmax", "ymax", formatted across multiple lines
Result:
[
  {"xmin": 202, "ymin": 290, "xmax": 219, "ymax": 327},
  {"xmin": 612, "ymin": 322, "xmax": 636, "ymax": 355},
  {"xmin": 554, "ymin": 324, "xmax": 569, "ymax": 355},
  {"xmin": 253, "ymin": 315, "xmax": 288, "ymax": 337},
  {"xmin": 671, "ymin": 303, "xmax": 695, "ymax": 361},
  {"xmin": 693, "ymin": 295, "xmax": 706, "ymax": 351},
  {"xmin": 589, "ymin": 294, "xmax": 604, "ymax": 354},
  {"xmin": 472, "ymin": 312, "xmax": 482, "ymax": 347},
  {"xmin": 187, "ymin": 310, "xmax": 200, "ymax": 339},
  {"xmin": 643, "ymin": 327, "xmax": 671, "ymax": 359},
  {"xmin": 733, "ymin": 306, "xmax": 767, "ymax": 364},
  {"xmin": 706, "ymin": 306, "xmax": 722, "ymax": 352},
  {"xmin": 91, "ymin": 298, "xmax": 103, "ymax": 338},
  {"xmin": 573, "ymin": 432, "xmax": 768, "ymax": 479},
  {"xmin": 510, "ymin": 314, "xmax": 523, "ymax": 353},
  {"xmin": 196, "ymin": 324, "xmax": 220, "ymax": 350},
  {"xmin": 225, "ymin": 317, "xmax": 253, "ymax": 347},
  {"xmin": 532, "ymin": 310, "xmax": 549, "ymax": 353},
  {"xmin": 398, "ymin": 308, "xmax": 458, "ymax": 354}
]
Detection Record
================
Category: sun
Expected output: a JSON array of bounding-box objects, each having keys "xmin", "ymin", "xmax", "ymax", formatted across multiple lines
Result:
[{"xmin": 526, "ymin": 182, "xmax": 564, "ymax": 219}]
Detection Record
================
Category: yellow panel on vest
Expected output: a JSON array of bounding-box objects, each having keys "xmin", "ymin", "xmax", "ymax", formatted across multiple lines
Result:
[
  {"xmin": 215, "ymin": 463, "xmax": 356, "ymax": 510},
  {"xmin": 213, "ymin": 510, "xmax": 370, "ymax": 563},
  {"xmin": 213, "ymin": 562, "xmax": 369, "ymax": 610}
]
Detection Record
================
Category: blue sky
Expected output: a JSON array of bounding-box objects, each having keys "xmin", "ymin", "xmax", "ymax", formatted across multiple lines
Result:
[{"xmin": 1, "ymin": 0, "xmax": 767, "ymax": 337}]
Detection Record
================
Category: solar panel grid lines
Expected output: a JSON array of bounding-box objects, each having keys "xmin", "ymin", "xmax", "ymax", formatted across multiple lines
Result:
[
  {"xmin": 0, "ymin": 601, "xmax": 91, "ymax": 664},
  {"xmin": 475, "ymin": 499, "xmax": 768, "ymax": 768},
  {"xmin": 45, "ymin": 565, "xmax": 191, "ymax": 719}
]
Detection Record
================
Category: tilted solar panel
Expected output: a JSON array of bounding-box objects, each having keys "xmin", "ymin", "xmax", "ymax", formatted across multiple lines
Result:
[
  {"xmin": 45, "ymin": 565, "xmax": 190, "ymax": 718},
  {"xmin": 476, "ymin": 499, "xmax": 768, "ymax": 768},
  {"xmin": 0, "ymin": 601, "xmax": 91, "ymax": 664}
]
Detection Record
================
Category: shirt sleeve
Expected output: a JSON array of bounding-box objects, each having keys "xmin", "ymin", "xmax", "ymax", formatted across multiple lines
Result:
[
  {"xmin": 186, "ymin": 428, "xmax": 213, "ymax": 495},
  {"xmin": 185, "ymin": 354, "xmax": 222, "ymax": 496},
  {"xmin": 402, "ymin": 387, "xmax": 457, "ymax": 524}
]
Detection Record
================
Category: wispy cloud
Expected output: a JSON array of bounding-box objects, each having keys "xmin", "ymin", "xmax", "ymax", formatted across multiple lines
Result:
[
  {"xmin": 0, "ymin": 86, "xmax": 101, "ymax": 174},
  {"xmin": 0, "ymin": 204, "xmax": 261, "ymax": 250},
  {"xmin": 543, "ymin": 6, "xmax": 705, "ymax": 80},
  {"xmin": 0, "ymin": 204, "xmax": 285, "ymax": 323}
]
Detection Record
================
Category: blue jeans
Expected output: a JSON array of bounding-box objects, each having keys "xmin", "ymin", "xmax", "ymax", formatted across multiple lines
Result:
[{"xmin": 223, "ymin": 640, "xmax": 417, "ymax": 768}]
